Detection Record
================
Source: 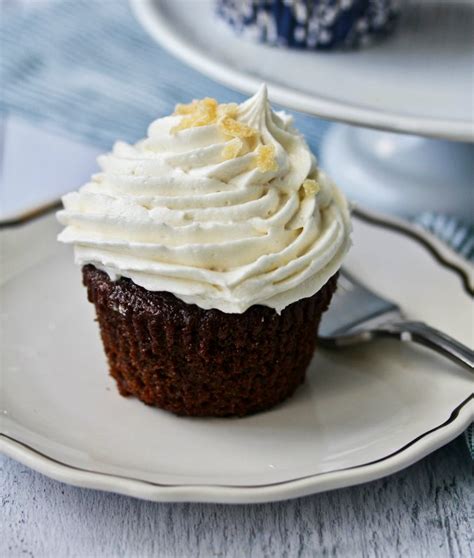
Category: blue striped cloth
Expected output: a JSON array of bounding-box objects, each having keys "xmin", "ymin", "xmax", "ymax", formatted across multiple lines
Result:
[
  {"xmin": 1, "ymin": 0, "xmax": 472, "ymax": 457},
  {"xmin": 415, "ymin": 213, "xmax": 474, "ymax": 262},
  {"xmin": 0, "ymin": 0, "xmax": 329, "ymax": 152}
]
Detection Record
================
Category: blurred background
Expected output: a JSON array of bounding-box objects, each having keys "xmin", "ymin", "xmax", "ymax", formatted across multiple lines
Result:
[
  {"xmin": 0, "ymin": 0, "xmax": 330, "ymax": 219},
  {"xmin": 1, "ymin": 0, "xmax": 473, "ymax": 255}
]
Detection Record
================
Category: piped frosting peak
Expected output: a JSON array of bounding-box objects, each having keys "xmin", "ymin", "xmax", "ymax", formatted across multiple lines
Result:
[{"xmin": 58, "ymin": 85, "xmax": 351, "ymax": 313}]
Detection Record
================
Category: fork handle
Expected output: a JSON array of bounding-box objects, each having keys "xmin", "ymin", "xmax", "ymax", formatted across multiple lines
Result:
[{"xmin": 378, "ymin": 321, "xmax": 474, "ymax": 371}]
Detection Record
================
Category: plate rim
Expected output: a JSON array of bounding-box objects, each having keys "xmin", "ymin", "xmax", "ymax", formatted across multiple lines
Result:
[
  {"xmin": 1, "ymin": 399, "xmax": 472, "ymax": 504},
  {"xmin": 1, "ymin": 206, "xmax": 473, "ymax": 503},
  {"xmin": 129, "ymin": 0, "xmax": 474, "ymax": 142}
]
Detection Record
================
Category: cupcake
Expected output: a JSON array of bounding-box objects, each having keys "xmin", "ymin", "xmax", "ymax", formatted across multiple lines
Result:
[
  {"xmin": 216, "ymin": 0, "xmax": 400, "ymax": 50},
  {"xmin": 57, "ymin": 85, "xmax": 351, "ymax": 417}
]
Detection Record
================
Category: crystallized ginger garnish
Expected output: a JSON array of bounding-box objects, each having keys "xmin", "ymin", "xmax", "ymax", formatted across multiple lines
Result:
[
  {"xmin": 174, "ymin": 98, "xmax": 216, "ymax": 116},
  {"xmin": 302, "ymin": 178, "xmax": 320, "ymax": 196},
  {"xmin": 217, "ymin": 103, "xmax": 238, "ymax": 119},
  {"xmin": 222, "ymin": 138, "xmax": 243, "ymax": 160},
  {"xmin": 171, "ymin": 97, "xmax": 245, "ymax": 135},
  {"xmin": 218, "ymin": 115, "xmax": 257, "ymax": 139},
  {"xmin": 171, "ymin": 98, "xmax": 218, "ymax": 133},
  {"xmin": 255, "ymin": 144, "xmax": 278, "ymax": 172}
]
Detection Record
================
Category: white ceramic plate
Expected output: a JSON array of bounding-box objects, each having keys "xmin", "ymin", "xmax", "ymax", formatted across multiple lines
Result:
[
  {"xmin": 130, "ymin": 0, "xmax": 474, "ymax": 141},
  {"xmin": 0, "ymin": 208, "xmax": 473, "ymax": 504}
]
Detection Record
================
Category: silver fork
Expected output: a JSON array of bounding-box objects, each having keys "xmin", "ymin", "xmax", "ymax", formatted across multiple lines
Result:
[{"xmin": 318, "ymin": 271, "xmax": 474, "ymax": 371}]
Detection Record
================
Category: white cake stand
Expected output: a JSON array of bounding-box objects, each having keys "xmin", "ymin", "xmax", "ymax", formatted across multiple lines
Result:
[{"xmin": 131, "ymin": 0, "xmax": 474, "ymax": 221}]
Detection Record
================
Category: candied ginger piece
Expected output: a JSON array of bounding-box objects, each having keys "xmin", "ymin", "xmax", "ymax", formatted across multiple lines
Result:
[
  {"xmin": 256, "ymin": 144, "xmax": 278, "ymax": 172},
  {"xmin": 217, "ymin": 103, "xmax": 238, "ymax": 119},
  {"xmin": 174, "ymin": 101, "xmax": 198, "ymax": 115},
  {"xmin": 219, "ymin": 116, "xmax": 257, "ymax": 139},
  {"xmin": 171, "ymin": 97, "xmax": 256, "ymax": 137},
  {"xmin": 302, "ymin": 178, "xmax": 320, "ymax": 196},
  {"xmin": 222, "ymin": 138, "xmax": 243, "ymax": 160},
  {"xmin": 171, "ymin": 97, "xmax": 218, "ymax": 133},
  {"xmin": 174, "ymin": 97, "xmax": 217, "ymax": 116}
]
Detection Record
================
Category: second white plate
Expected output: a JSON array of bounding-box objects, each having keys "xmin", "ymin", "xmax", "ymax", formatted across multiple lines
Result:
[{"xmin": 131, "ymin": 0, "xmax": 474, "ymax": 141}]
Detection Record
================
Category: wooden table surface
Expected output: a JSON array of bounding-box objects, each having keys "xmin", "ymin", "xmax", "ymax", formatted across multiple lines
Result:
[{"xmin": 1, "ymin": 437, "xmax": 472, "ymax": 558}]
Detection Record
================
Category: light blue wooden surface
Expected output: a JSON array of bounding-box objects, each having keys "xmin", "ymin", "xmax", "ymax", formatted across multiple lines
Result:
[{"xmin": 1, "ymin": 438, "xmax": 472, "ymax": 558}]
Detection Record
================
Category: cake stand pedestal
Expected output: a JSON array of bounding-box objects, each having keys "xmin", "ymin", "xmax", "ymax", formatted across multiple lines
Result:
[{"xmin": 321, "ymin": 126, "xmax": 474, "ymax": 222}]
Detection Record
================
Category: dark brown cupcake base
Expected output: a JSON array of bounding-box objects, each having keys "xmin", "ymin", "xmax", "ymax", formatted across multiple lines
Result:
[{"xmin": 83, "ymin": 265, "xmax": 338, "ymax": 417}]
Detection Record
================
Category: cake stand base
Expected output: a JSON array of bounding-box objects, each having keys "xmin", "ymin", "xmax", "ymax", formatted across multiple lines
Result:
[{"xmin": 320, "ymin": 125, "xmax": 473, "ymax": 223}]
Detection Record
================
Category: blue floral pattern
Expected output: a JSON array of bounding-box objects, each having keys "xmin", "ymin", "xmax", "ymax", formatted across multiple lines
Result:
[{"xmin": 216, "ymin": 0, "xmax": 400, "ymax": 50}]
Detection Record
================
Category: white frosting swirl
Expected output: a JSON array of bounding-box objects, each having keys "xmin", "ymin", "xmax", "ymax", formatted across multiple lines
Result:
[{"xmin": 58, "ymin": 85, "xmax": 351, "ymax": 313}]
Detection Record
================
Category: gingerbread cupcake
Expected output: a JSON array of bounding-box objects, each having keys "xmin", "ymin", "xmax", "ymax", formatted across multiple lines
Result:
[{"xmin": 57, "ymin": 85, "xmax": 351, "ymax": 417}]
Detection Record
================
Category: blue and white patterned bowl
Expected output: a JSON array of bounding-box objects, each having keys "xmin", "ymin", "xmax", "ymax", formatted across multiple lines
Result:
[{"xmin": 216, "ymin": 0, "xmax": 400, "ymax": 50}]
